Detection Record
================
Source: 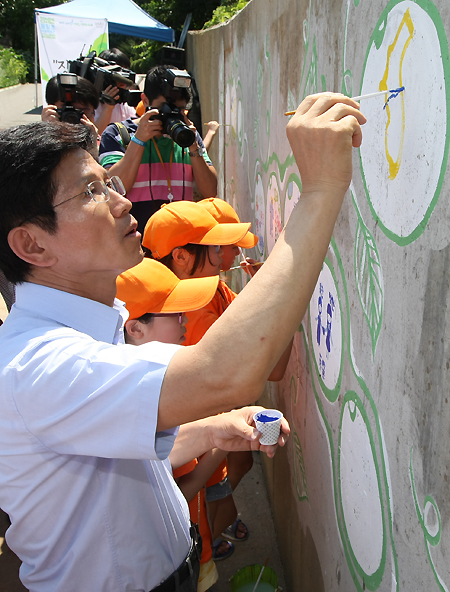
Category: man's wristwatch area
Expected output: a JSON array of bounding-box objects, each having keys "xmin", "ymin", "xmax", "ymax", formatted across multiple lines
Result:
[{"xmin": 188, "ymin": 147, "xmax": 201, "ymax": 157}]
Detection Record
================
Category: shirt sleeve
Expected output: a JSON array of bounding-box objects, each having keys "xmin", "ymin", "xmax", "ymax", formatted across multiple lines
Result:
[
  {"xmin": 99, "ymin": 122, "xmax": 126, "ymax": 168},
  {"xmin": 195, "ymin": 131, "xmax": 212, "ymax": 166},
  {"xmin": 7, "ymin": 332, "xmax": 181, "ymax": 461}
]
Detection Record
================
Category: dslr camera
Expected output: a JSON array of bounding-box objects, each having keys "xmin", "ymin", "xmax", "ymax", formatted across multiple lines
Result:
[
  {"xmin": 150, "ymin": 69, "xmax": 196, "ymax": 148},
  {"xmin": 56, "ymin": 73, "xmax": 84, "ymax": 124},
  {"xmin": 69, "ymin": 51, "xmax": 141, "ymax": 107}
]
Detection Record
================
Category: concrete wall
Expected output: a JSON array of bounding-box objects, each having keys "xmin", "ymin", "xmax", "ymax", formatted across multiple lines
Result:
[{"xmin": 187, "ymin": 1, "xmax": 450, "ymax": 590}]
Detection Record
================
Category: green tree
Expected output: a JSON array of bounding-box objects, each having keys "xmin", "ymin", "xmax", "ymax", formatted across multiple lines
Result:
[
  {"xmin": 123, "ymin": 0, "xmax": 248, "ymax": 72},
  {"xmin": 0, "ymin": 0, "xmax": 56, "ymax": 53},
  {"xmin": 0, "ymin": 46, "xmax": 28, "ymax": 87},
  {"xmin": 0, "ymin": 0, "xmax": 57, "ymax": 80}
]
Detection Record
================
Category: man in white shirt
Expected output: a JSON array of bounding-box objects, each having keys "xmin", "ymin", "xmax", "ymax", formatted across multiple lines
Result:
[{"xmin": 0, "ymin": 93, "xmax": 365, "ymax": 590}]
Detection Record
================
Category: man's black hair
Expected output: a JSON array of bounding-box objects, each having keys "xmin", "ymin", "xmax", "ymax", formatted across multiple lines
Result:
[
  {"xmin": 99, "ymin": 48, "xmax": 131, "ymax": 69},
  {"xmin": 144, "ymin": 65, "xmax": 191, "ymax": 106},
  {"xmin": 45, "ymin": 75, "xmax": 100, "ymax": 110},
  {"xmin": 0, "ymin": 122, "xmax": 96, "ymax": 284}
]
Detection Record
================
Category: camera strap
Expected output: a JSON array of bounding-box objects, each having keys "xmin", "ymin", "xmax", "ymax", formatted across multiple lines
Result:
[
  {"xmin": 151, "ymin": 139, "xmax": 174, "ymax": 201},
  {"xmin": 114, "ymin": 122, "xmax": 132, "ymax": 150}
]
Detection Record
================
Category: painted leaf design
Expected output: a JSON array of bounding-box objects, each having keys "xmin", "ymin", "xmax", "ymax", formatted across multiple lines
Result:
[
  {"xmin": 354, "ymin": 216, "xmax": 384, "ymax": 357},
  {"xmin": 293, "ymin": 429, "xmax": 308, "ymax": 502},
  {"xmin": 257, "ymin": 61, "xmax": 263, "ymax": 103}
]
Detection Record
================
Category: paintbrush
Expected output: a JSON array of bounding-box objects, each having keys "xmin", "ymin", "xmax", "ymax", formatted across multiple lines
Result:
[
  {"xmin": 284, "ymin": 87, "xmax": 405, "ymax": 116},
  {"xmin": 228, "ymin": 260, "xmax": 264, "ymax": 271},
  {"xmin": 252, "ymin": 557, "xmax": 269, "ymax": 592},
  {"xmin": 238, "ymin": 246, "xmax": 253, "ymax": 274}
]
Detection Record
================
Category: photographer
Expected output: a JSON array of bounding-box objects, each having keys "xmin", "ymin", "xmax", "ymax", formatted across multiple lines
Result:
[
  {"xmin": 42, "ymin": 74, "xmax": 99, "ymax": 142},
  {"xmin": 94, "ymin": 48, "xmax": 138, "ymax": 134},
  {"xmin": 99, "ymin": 65, "xmax": 218, "ymax": 234}
]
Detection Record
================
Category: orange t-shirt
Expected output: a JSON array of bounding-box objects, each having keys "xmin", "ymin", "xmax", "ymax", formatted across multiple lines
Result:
[
  {"xmin": 173, "ymin": 460, "xmax": 212, "ymax": 564},
  {"xmin": 183, "ymin": 280, "xmax": 237, "ymax": 487},
  {"xmin": 184, "ymin": 280, "xmax": 237, "ymax": 346}
]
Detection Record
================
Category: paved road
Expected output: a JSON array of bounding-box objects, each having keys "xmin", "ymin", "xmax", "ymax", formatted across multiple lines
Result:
[{"xmin": 0, "ymin": 83, "xmax": 42, "ymax": 130}]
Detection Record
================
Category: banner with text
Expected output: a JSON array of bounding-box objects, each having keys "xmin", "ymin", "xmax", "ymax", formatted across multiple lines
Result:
[{"xmin": 36, "ymin": 12, "xmax": 108, "ymax": 105}]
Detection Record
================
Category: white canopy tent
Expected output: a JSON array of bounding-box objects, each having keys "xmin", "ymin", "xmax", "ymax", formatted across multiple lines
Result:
[
  {"xmin": 36, "ymin": 0, "xmax": 175, "ymax": 42},
  {"xmin": 34, "ymin": 0, "xmax": 174, "ymax": 106}
]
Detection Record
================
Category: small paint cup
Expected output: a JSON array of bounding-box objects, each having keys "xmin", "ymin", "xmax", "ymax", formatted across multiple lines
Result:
[{"xmin": 253, "ymin": 409, "xmax": 283, "ymax": 445}]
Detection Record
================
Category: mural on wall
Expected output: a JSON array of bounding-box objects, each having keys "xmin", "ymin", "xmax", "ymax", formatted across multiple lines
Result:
[
  {"xmin": 303, "ymin": 240, "xmax": 399, "ymax": 592},
  {"xmin": 358, "ymin": 0, "xmax": 450, "ymax": 246},
  {"xmin": 202, "ymin": 0, "xmax": 450, "ymax": 589}
]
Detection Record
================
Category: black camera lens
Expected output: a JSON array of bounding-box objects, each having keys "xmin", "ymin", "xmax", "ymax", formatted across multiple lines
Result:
[
  {"xmin": 57, "ymin": 106, "xmax": 83, "ymax": 125},
  {"xmin": 61, "ymin": 111, "xmax": 82, "ymax": 125},
  {"xmin": 164, "ymin": 119, "xmax": 195, "ymax": 148}
]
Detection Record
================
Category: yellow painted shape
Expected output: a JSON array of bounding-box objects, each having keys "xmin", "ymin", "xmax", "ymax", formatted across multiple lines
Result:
[{"xmin": 379, "ymin": 9, "xmax": 414, "ymax": 180}]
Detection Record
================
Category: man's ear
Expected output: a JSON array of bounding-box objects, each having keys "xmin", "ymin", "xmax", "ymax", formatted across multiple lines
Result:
[
  {"xmin": 141, "ymin": 93, "xmax": 149, "ymax": 109},
  {"xmin": 7, "ymin": 225, "xmax": 58, "ymax": 269}
]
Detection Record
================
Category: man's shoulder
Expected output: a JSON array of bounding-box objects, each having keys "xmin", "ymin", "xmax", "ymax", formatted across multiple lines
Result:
[
  {"xmin": 105, "ymin": 118, "xmax": 138, "ymax": 134},
  {"xmin": 99, "ymin": 118, "xmax": 139, "ymax": 159}
]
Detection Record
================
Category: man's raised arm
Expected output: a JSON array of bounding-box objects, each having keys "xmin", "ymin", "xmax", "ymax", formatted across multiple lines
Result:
[{"xmin": 158, "ymin": 93, "xmax": 366, "ymax": 430}]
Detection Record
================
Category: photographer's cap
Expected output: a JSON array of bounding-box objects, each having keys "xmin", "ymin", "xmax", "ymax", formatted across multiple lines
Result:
[
  {"xmin": 198, "ymin": 198, "xmax": 259, "ymax": 249},
  {"xmin": 117, "ymin": 258, "xmax": 219, "ymax": 319},
  {"xmin": 143, "ymin": 201, "xmax": 250, "ymax": 259}
]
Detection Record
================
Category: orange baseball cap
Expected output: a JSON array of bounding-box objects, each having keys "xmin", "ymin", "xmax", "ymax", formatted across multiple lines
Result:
[
  {"xmin": 198, "ymin": 198, "xmax": 259, "ymax": 249},
  {"xmin": 142, "ymin": 201, "xmax": 251, "ymax": 259},
  {"xmin": 116, "ymin": 258, "xmax": 219, "ymax": 319}
]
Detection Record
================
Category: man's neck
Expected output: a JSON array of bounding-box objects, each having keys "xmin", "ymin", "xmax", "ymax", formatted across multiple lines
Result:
[{"xmin": 26, "ymin": 272, "xmax": 118, "ymax": 307}]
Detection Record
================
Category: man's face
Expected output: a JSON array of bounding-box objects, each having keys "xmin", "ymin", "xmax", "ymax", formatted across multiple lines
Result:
[
  {"xmin": 149, "ymin": 95, "xmax": 167, "ymax": 111},
  {"xmin": 43, "ymin": 148, "xmax": 142, "ymax": 281}
]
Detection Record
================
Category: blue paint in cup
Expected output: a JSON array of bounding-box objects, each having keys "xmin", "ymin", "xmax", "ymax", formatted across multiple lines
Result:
[{"xmin": 255, "ymin": 413, "xmax": 279, "ymax": 423}]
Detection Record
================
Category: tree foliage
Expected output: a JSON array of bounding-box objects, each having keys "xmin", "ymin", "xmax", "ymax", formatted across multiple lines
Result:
[
  {"xmin": 0, "ymin": 0, "xmax": 251, "ymax": 79},
  {"xmin": 123, "ymin": 0, "xmax": 249, "ymax": 72},
  {"xmin": 203, "ymin": 0, "xmax": 249, "ymax": 28},
  {"xmin": 0, "ymin": 46, "xmax": 28, "ymax": 87},
  {"xmin": 0, "ymin": 0, "xmax": 56, "ymax": 53}
]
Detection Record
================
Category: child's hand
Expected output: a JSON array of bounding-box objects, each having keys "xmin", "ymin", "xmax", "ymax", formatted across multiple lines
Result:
[
  {"xmin": 239, "ymin": 258, "xmax": 262, "ymax": 277},
  {"xmin": 206, "ymin": 121, "xmax": 220, "ymax": 133}
]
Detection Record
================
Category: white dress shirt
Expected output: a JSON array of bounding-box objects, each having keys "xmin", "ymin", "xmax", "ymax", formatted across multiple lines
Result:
[{"xmin": 0, "ymin": 282, "xmax": 190, "ymax": 592}]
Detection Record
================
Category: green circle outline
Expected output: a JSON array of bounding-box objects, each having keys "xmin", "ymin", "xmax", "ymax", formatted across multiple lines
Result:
[
  {"xmin": 283, "ymin": 173, "xmax": 302, "ymax": 226},
  {"xmin": 338, "ymin": 391, "xmax": 387, "ymax": 590},
  {"xmin": 254, "ymin": 171, "xmax": 266, "ymax": 259},
  {"xmin": 359, "ymin": 0, "xmax": 450, "ymax": 246},
  {"xmin": 308, "ymin": 257, "xmax": 345, "ymax": 402}
]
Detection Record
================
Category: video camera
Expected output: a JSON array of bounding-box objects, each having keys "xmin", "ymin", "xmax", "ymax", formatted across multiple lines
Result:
[
  {"xmin": 69, "ymin": 51, "xmax": 141, "ymax": 107},
  {"xmin": 149, "ymin": 69, "xmax": 195, "ymax": 148},
  {"xmin": 56, "ymin": 73, "xmax": 84, "ymax": 124}
]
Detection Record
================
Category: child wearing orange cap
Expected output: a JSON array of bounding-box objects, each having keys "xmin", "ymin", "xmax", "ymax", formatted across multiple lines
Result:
[
  {"xmin": 116, "ymin": 258, "xmax": 227, "ymax": 590},
  {"xmin": 142, "ymin": 201, "xmax": 259, "ymax": 555},
  {"xmin": 198, "ymin": 197, "xmax": 260, "ymax": 275},
  {"xmin": 143, "ymin": 199, "xmax": 293, "ymax": 552}
]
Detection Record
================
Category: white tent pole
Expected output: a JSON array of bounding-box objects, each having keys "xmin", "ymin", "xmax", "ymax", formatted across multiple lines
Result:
[{"xmin": 34, "ymin": 19, "xmax": 38, "ymax": 109}]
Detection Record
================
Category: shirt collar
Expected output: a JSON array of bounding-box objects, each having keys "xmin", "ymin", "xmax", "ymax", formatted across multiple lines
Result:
[{"xmin": 15, "ymin": 282, "xmax": 129, "ymax": 345}]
